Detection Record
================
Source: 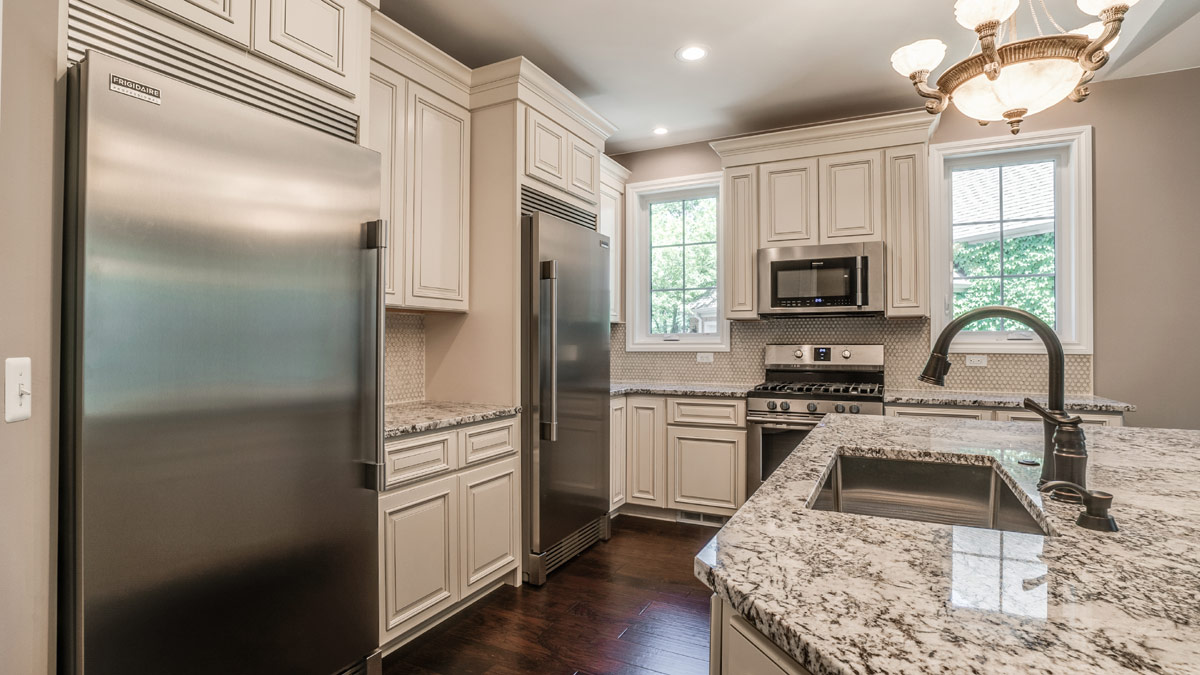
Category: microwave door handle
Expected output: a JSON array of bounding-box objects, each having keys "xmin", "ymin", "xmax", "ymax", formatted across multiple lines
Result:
[{"xmin": 855, "ymin": 256, "xmax": 864, "ymax": 308}]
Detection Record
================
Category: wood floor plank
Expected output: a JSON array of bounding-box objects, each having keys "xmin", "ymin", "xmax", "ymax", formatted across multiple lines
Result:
[{"xmin": 384, "ymin": 516, "xmax": 717, "ymax": 675}]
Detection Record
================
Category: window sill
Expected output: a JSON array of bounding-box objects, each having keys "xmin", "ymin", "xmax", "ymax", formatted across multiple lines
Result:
[{"xmin": 944, "ymin": 336, "xmax": 1092, "ymax": 356}]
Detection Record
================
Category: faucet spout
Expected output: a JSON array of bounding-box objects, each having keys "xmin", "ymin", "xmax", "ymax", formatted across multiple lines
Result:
[{"xmin": 921, "ymin": 306, "xmax": 1066, "ymax": 484}]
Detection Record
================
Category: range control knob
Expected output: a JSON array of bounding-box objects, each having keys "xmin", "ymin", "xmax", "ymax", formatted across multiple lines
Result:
[
  {"xmin": 806, "ymin": 402, "xmax": 818, "ymax": 413},
  {"xmin": 766, "ymin": 401, "xmax": 777, "ymax": 410},
  {"xmin": 841, "ymin": 349, "xmax": 852, "ymax": 359},
  {"xmin": 850, "ymin": 405, "xmax": 861, "ymax": 414},
  {"xmin": 834, "ymin": 404, "xmax": 846, "ymax": 414},
  {"xmin": 780, "ymin": 402, "xmax": 791, "ymax": 411},
  {"xmin": 793, "ymin": 349, "xmax": 804, "ymax": 360}
]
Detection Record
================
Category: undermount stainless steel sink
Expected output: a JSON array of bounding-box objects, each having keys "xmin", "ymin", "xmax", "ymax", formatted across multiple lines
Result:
[{"xmin": 809, "ymin": 455, "xmax": 1047, "ymax": 535}]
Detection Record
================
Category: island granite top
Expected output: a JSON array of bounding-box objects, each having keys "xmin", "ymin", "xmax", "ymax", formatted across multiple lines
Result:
[
  {"xmin": 383, "ymin": 400, "xmax": 520, "ymax": 439},
  {"xmin": 695, "ymin": 414, "xmax": 1199, "ymax": 675},
  {"xmin": 885, "ymin": 388, "xmax": 1136, "ymax": 412}
]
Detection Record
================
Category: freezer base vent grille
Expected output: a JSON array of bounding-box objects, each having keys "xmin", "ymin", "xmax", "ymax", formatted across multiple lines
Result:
[
  {"xmin": 525, "ymin": 515, "xmax": 608, "ymax": 585},
  {"xmin": 520, "ymin": 186, "xmax": 598, "ymax": 230},
  {"xmin": 677, "ymin": 511, "xmax": 728, "ymax": 528}
]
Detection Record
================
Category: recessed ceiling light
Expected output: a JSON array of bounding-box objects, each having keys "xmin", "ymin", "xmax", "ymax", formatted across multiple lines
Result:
[
  {"xmin": 653, "ymin": 127, "xmax": 669, "ymax": 135},
  {"xmin": 675, "ymin": 45, "xmax": 708, "ymax": 62}
]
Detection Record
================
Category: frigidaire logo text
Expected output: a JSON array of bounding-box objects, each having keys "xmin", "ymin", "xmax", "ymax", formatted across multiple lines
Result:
[{"xmin": 109, "ymin": 74, "xmax": 161, "ymax": 105}]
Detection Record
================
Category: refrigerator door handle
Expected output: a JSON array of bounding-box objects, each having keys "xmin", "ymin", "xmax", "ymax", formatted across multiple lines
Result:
[{"xmin": 540, "ymin": 260, "xmax": 559, "ymax": 442}]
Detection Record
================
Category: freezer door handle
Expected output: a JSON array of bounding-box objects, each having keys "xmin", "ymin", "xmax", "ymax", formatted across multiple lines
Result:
[{"xmin": 540, "ymin": 260, "xmax": 559, "ymax": 442}]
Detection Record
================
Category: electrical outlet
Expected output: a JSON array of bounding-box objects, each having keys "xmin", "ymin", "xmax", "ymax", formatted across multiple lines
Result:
[
  {"xmin": 965, "ymin": 354, "xmax": 988, "ymax": 367},
  {"xmin": 696, "ymin": 352, "xmax": 714, "ymax": 363}
]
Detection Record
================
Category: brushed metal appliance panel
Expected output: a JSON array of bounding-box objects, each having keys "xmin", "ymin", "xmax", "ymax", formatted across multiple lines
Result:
[
  {"xmin": 523, "ymin": 213, "xmax": 611, "ymax": 553},
  {"xmin": 63, "ymin": 52, "xmax": 380, "ymax": 675}
]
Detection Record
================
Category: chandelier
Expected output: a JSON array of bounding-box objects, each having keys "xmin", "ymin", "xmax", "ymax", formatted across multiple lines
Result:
[{"xmin": 891, "ymin": 0, "xmax": 1138, "ymax": 134}]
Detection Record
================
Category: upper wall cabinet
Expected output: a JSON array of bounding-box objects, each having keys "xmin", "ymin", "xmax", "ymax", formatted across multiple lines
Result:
[
  {"xmin": 884, "ymin": 145, "xmax": 928, "ymax": 317},
  {"xmin": 818, "ymin": 150, "xmax": 883, "ymax": 243},
  {"xmin": 368, "ymin": 57, "xmax": 470, "ymax": 312},
  {"xmin": 134, "ymin": 0, "xmax": 252, "ymax": 45},
  {"xmin": 568, "ymin": 136, "xmax": 599, "ymax": 205},
  {"xmin": 252, "ymin": 0, "xmax": 366, "ymax": 95},
  {"xmin": 526, "ymin": 108, "xmax": 570, "ymax": 191},
  {"xmin": 759, "ymin": 157, "xmax": 818, "ymax": 246},
  {"xmin": 722, "ymin": 166, "xmax": 759, "ymax": 320},
  {"xmin": 599, "ymin": 156, "xmax": 631, "ymax": 323}
]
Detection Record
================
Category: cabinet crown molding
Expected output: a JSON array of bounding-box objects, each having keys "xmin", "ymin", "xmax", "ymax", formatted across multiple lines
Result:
[
  {"xmin": 600, "ymin": 155, "xmax": 632, "ymax": 189},
  {"xmin": 710, "ymin": 110, "xmax": 937, "ymax": 167},
  {"xmin": 371, "ymin": 12, "xmax": 472, "ymax": 101},
  {"xmin": 470, "ymin": 56, "xmax": 617, "ymax": 143}
]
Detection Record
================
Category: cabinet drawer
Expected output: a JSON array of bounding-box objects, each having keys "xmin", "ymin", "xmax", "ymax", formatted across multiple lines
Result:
[
  {"xmin": 459, "ymin": 418, "xmax": 517, "ymax": 467},
  {"xmin": 383, "ymin": 430, "xmax": 457, "ymax": 488},
  {"xmin": 667, "ymin": 398, "xmax": 746, "ymax": 427},
  {"xmin": 996, "ymin": 410, "xmax": 1123, "ymax": 426}
]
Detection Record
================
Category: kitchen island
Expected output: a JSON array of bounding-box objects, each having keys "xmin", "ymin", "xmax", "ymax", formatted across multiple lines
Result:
[{"xmin": 695, "ymin": 414, "xmax": 1200, "ymax": 674}]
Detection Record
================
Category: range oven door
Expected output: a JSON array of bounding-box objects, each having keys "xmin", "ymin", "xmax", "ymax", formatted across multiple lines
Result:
[{"xmin": 747, "ymin": 415, "xmax": 822, "ymax": 496}]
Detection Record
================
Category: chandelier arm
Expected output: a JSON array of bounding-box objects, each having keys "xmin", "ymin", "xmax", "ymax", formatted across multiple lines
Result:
[
  {"xmin": 910, "ymin": 71, "xmax": 949, "ymax": 115},
  {"xmin": 1069, "ymin": 70, "xmax": 1096, "ymax": 103},
  {"xmin": 1080, "ymin": 5, "xmax": 1127, "ymax": 72},
  {"xmin": 976, "ymin": 20, "xmax": 1004, "ymax": 81}
]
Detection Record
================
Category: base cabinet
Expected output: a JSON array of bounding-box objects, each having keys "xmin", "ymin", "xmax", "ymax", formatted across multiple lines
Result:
[
  {"xmin": 609, "ymin": 397, "xmax": 628, "ymax": 510},
  {"xmin": 712, "ymin": 597, "xmax": 813, "ymax": 675},
  {"xmin": 459, "ymin": 457, "xmax": 520, "ymax": 594},
  {"xmin": 667, "ymin": 426, "xmax": 745, "ymax": 515},
  {"xmin": 886, "ymin": 405, "xmax": 1125, "ymax": 426},
  {"xmin": 626, "ymin": 396, "xmax": 667, "ymax": 507}
]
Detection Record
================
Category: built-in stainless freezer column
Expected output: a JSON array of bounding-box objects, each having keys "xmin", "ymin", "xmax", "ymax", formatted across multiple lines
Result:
[{"xmin": 521, "ymin": 211, "xmax": 611, "ymax": 585}]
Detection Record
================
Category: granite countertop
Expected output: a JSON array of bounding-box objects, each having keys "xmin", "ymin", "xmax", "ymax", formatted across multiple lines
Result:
[
  {"xmin": 610, "ymin": 381, "xmax": 754, "ymax": 398},
  {"xmin": 885, "ymin": 388, "xmax": 1136, "ymax": 412},
  {"xmin": 384, "ymin": 400, "xmax": 521, "ymax": 439},
  {"xmin": 695, "ymin": 414, "xmax": 1199, "ymax": 674}
]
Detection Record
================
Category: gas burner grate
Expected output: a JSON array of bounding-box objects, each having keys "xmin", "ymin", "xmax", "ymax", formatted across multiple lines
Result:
[{"xmin": 752, "ymin": 382, "xmax": 882, "ymax": 396}]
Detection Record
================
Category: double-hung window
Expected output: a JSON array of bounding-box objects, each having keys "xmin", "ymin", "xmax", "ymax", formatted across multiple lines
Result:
[
  {"xmin": 625, "ymin": 172, "xmax": 729, "ymax": 351},
  {"xmin": 929, "ymin": 127, "xmax": 1093, "ymax": 353}
]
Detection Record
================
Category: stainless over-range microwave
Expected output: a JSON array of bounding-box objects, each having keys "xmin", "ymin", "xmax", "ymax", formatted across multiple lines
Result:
[{"xmin": 757, "ymin": 242, "xmax": 885, "ymax": 316}]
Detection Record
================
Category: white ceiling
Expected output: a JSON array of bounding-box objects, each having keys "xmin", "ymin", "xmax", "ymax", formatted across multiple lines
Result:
[{"xmin": 379, "ymin": 0, "xmax": 1200, "ymax": 155}]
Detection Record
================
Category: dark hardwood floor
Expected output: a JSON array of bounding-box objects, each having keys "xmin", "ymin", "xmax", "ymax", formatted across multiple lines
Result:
[{"xmin": 384, "ymin": 516, "xmax": 717, "ymax": 675}]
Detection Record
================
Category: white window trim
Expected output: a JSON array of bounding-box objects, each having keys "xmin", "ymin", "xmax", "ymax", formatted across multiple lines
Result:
[
  {"xmin": 929, "ymin": 126, "xmax": 1093, "ymax": 355},
  {"xmin": 624, "ymin": 171, "xmax": 729, "ymax": 352}
]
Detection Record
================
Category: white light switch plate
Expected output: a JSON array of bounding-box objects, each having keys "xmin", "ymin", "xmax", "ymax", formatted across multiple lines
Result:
[
  {"xmin": 965, "ymin": 355, "xmax": 988, "ymax": 367},
  {"xmin": 696, "ymin": 352, "xmax": 714, "ymax": 363},
  {"xmin": 5, "ymin": 357, "xmax": 33, "ymax": 423}
]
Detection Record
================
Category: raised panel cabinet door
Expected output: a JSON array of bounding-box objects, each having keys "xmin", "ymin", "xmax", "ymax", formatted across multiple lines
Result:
[
  {"xmin": 379, "ymin": 474, "xmax": 459, "ymax": 643},
  {"xmin": 459, "ymin": 457, "xmax": 520, "ymax": 594},
  {"xmin": 722, "ymin": 167, "xmax": 759, "ymax": 320},
  {"xmin": 365, "ymin": 66, "xmax": 406, "ymax": 307},
  {"xmin": 251, "ymin": 0, "xmax": 364, "ymax": 95},
  {"xmin": 567, "ymin": 134, "xmax": 599, "ymax": 204},
  {"xmin": 609, "ymin": 397, "xmax": 627, "ymax": 510},
  {"xmin": 625, "ymin": 396, "xmax": 666, "ymax": 507},
  {"xmin": 884, "ymin": 145, "xmax": 929, "ymax": 317},
  {"xmin": 667, "ymin": 426, "xmax": 745, "ymax": 515},
  {"xmin": 405, "ymin": 82, "xmax": 470, "ymax": 310},
  {"xmin": 759, "ymin": 158, "xmax": 819, "ymax": 245},
  {"xmin": 599, "ymin": 184, "xmax": 623, "ymax": 322},
  {"xmin": 818, "ymin": 150, "xmax": 883, "ymax": 243},
  {"xmin": 133, "ymin": 0, "xmax": 252, "ymax": 45},
  {"xmin": 525, "ymin": 107, "xmax": 569, "ymax": 190}
]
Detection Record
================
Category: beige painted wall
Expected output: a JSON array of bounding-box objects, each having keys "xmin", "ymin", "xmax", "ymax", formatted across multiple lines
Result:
[
  {"xmin": 0, "ymin": 0, "xmax": 65, "ymax": 672},
  {"xmin": 611, "ymin": 68, "xmax": 1200, "ymax": 429}
]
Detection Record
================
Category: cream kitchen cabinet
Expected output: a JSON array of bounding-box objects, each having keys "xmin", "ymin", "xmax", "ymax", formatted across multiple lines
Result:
[
  {"xmin": 884, "ymin": 145, "xmax": 928, "ymax": 317},
  {"xmin": 626, "ymin": 396, "xmax": 668, "ymax": 507},
  {"xmin": 600, "ymin": 157, "xmax": 631, "ymax": 323},
  {"xmin": 252, "ymin": 0, "xmax": 368, "ymax": 96},
  {"xmin": 712, "ymin": 596, "xmax": 813, "ymax": 675},
  {"xmin": 722, "ymin": 167, "xmax": 759, "ymax": 320},
  {"xmin": 995, "ymin": 410, "xmax": 1124, "ymax": 426},
  {"xmin": 667, "ymin": 426, "xmax": 745, "ymax": 516},
  {"xmin": 818, "ymin": 150, "xmax": 883, "ymax": 243},
  {"xmin": 367, "ymin": 59, "xmax": 470, "ymax": 312},
  {"xmin": 568, "ymin": 135, "xmax": 599, "ymax": 204},
  {"xmin": 758, "ymin": 158, "xmax": 818, "ymax": 246},
  {"xmin": 134, "ymin": 0, "xmax": 252, "ymax": 46},
  {"xmin": 886, "ymin": 406, "xmax": 992, "ymax": 421},
  {"xmin": 887, "ymin": 405, "xmax": 1125, "ymax": 426},
  {"xmin": 458, "ymin": 457, "xmax": 520, "ymax": 594},
  {"xmin": 609, "ymin": 397, "xmax": 627, "ymax": 510},
  {"xmin": 525, "ymin": 107, "xmax": 570, "ymax": 191},
  {"xmin": 379, "ymin": 474, "xmax": 459, "ymax": 642}
]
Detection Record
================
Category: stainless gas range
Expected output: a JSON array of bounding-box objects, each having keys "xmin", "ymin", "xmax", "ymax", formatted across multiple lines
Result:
[{"xmin": 747, "ymin": 344, "xmax": 885, "ymax": 495}]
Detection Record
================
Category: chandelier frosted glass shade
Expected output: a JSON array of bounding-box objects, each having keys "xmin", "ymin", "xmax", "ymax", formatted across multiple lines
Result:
[
  {"xmin": 955, "ymin": 0, "xmax": 1020, "ymax": 29},
  {"xmin": 950, "ymin": 57, "xmax": 1084, "ymax": 123},
  {"xmin": 891, "ymin": 40, "xmax": 948, "ymax": 77},
  {"xmin": 1077, "ymin": 0, "xmax": 1139, "ymax": 16}
]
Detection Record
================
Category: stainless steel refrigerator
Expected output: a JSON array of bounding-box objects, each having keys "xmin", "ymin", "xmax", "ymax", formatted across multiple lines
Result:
[
  {"xmin": 60, "ymin": 52, "xmax": 383, "ymax": 674},
  {"xmin": 521, "ymin": 211, "xmax": 611, "ymax": 586}
]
